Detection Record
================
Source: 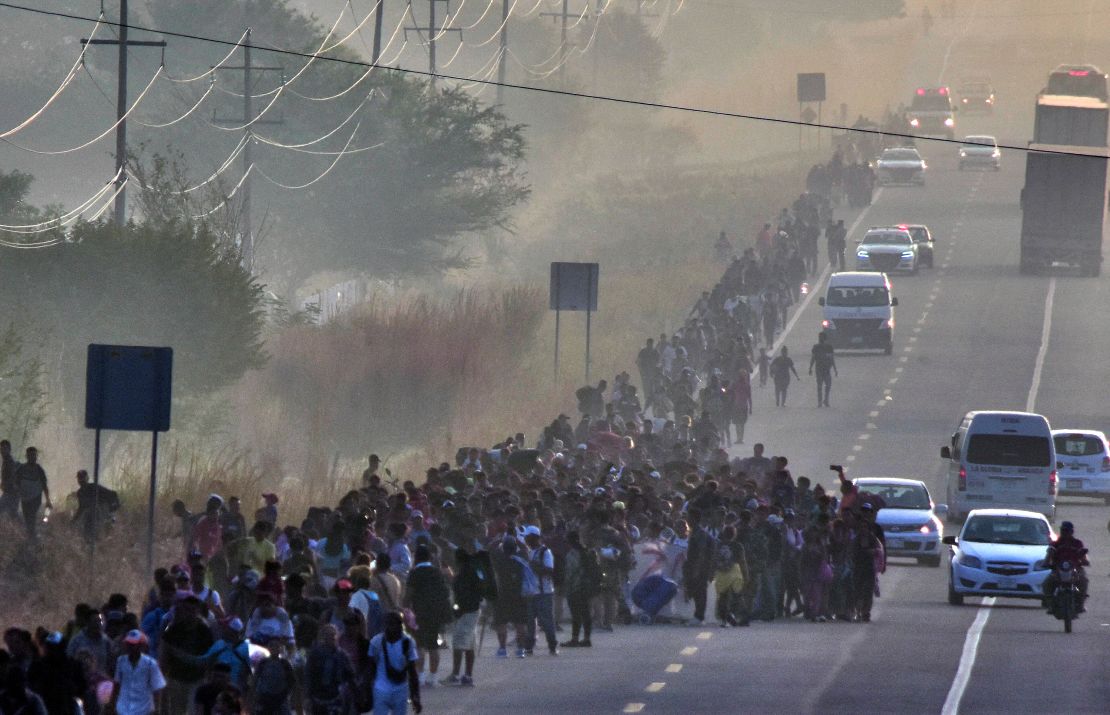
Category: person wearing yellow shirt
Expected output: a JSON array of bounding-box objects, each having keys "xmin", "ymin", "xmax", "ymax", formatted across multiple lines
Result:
[{"xmin": 240, "ymin": 521, "xmax": 277, "ymax": 574}]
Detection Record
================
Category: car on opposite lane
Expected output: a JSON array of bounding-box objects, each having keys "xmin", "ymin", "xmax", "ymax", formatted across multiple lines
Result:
[
  {"xmin": 958, "ymin": 135, "xmax": 1001, "ymax": 171},
  {"xmin": 957, "ymin": 78, "xmax": 996, "ymax": 113},
  {"xmin": 897, "ymin": 224, "xmax": 935, "ymax": 268},
  {"xmin": 856, "ymin": 226, "xmax": 919, "ymax": 274},
  {"xmin": 943, "ymin": 509, "xmax": 1054, "ymax": 605},
  {"xmin": 875, "ymin": 146, "xmax": 927, "ymax": 186},
  {"xmin": 855, "ymin": 478, "xmax": 947, "ymax": 567},
  {"xmin": 1053, "ymin": 429, "xmax": 1110, "ymax": 504}
]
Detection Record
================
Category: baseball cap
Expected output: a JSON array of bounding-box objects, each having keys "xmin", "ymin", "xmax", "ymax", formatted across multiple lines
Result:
[
  {"xmin": 228, "ymin": 618, "xmax": 245, "ymax": 633},
  {"xmin": 123, "ymin": 629, "xmax": 147, "ymax": 645},
  {"xmin": 262, "ymin": 493, "xmax": 279, "ymax": 505},
  {"xmin": 335, "ymin": 578, "xmax": 355, "ymax": 592},
  {"xmin": 45, "ymin": 631, "xmax": 64, "ymax": 645},
  {"xmin": 523, "ymin": 525, "xmax": 541, "ymax": 537}
]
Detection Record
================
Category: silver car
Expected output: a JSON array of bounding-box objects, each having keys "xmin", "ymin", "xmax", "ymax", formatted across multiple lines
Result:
[
  {"xmin": 856, "ymin": 227, "xmax": 919, "ymax": 274},
  {"xmin": 855, "ymin": 478, "xmax": 947, "ymax": 567},
  {"xmin": 958, "ymin": 135, "xmax": 1001, "ymax": 171},
  {"xmin": 875, "ymin": 147, "xmax": 927, "ymax": 185},
  {"xmin": 1053, "ymin": 429, "xmax": 1110, "ymax": 503}
]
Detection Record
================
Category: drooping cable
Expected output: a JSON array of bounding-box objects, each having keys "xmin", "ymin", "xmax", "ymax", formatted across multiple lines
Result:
[
  {"xmin": 164, "ymin": 29, "xmax": 249, "ymax": 83},
  {"xmin": 318, "ymin": 0, "xmax": 382, "ymax": 54},
  {"xmin": 1, "ymin": 67, "xmax": 163, "ymax": 155},
  {"xmin": 255, "ymin": 121, "xmax": 361, "ymax": 190},
  {"xmin": 0, "ymin": 12, "xmax": 104, "ymax": 139},
  {"xmin": 0, "ymin": 176, "xmax": 127, "ymax": 243},
  {"xmin": 252, "ymin": 91, "xmax": 373, "ymax": 149},
  {"xmin": 172, "ymin": 134, "xmax": 251, "ymax": 195},
  {"xmin": 191, "ymin": 164, "xmax": 253, "ymax": 219},
  {"xmin": 0, "ymin": 168, "xmax": 122, "ymax": 230}
]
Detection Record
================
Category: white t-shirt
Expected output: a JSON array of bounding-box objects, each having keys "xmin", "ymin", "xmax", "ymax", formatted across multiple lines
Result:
[
  {"xmin": 114, "ymin": 653, "xmax": 166, "ymax": 715},
  {"xmin": 368, "ymin": 633, "xmax": 418, "ymax": 690},
  {"xmin": 530, "ymin": 546, "xmax": 556, "ymax": 595}
]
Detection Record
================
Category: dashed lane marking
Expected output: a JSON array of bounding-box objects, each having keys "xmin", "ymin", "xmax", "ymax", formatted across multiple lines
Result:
[
  {"xmin": 680, "ymin": 647, "xmax": 698, "ymax": 657},
  {"xmin": 852, "ymin": 444, "xmax": 863, "ymax": 451},
  {"xmin": 696, "ymin": 632, "xmax": 713, "ymax": 641},
  {"xmin": 866, "ymin": 422, "xmax": 877, "ymax": 429},
  {"xmin": 845, "ymin": 455, "xmax": 856, "ymax": 462},
  {"xmin": 858, "ymin": 433, "xmax": 871, "ymax": 441},
  {"xmin": 869, "ymin": 410, "xmax": 880, "ymax": 417},
  {"xmin": 646, "ymin": 683, "xmax": 666, "ymax": 693},
  {"xmin": 895, "ymin": 367, "xmax": 904, "ymax": 373},
  {"xmin": 624, "ymin": 703, "xmax": 646, "ymax": 713},
  {"xmin": 909, "ymin": 336, "xmax": 918, "ymax": 342},
  {"xmin": 665, "ymin": 664, "xmax": 683, "ymax": 673}
]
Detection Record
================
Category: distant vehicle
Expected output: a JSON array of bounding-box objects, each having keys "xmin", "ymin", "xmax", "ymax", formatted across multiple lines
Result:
[
  {"xmin": 1033, "ymin": 94, "xmax": 1109, "ymax": 147},
  {"xmin": 855, "ymin": 227, "xmax": 919, "ymax": 274},
  {"xmin": 958, "ymin": 135, "xmax": 1001, "ymax": 171},
  {"xmin": 897, "ymin": 224, "xmax": 935, "ymax": 267},
  {"xmin": 1019, "ymin": 142, "xmax": 1108, "ymax": 275},
  {"xmin": 957, "ymin": 79, "xmax": 996, "ymax": 113},
  {"xmin": 854, "ymin": 478, "xmax": 946, "ymax": 567},
  {"xmin": 875, "ymin": 147, "xmax": 927, "ymax": 186},
  {"xmin": 818, "ymin": 271, "xmax": 897, "ymax": 355},
  {"xmin": 908, "ymin": 87, "xmax": 956, "ymax": 139},
  {"xmin": 1053, "ymin": 429, "xmax": 1110, "ymax": 503},
  {"xmin": 943, "ymin": 509, "xmax": 1054, "ymax": 605},
  {"xmin": 1044, "ymin": 64, "xmax": 1109, "ymax": 101},
  {"xmin": 941, "ymin": 411, "xmax": 1057, "ymax": 522}
]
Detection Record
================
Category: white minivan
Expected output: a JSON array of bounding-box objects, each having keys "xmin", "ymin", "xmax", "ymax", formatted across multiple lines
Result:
[
  {"xmin": 817, "ymin": 272, "xmax": 898, "ymax": 354},
  {"xmin": 941, "ymin": 411, "xmax": 1057, "ymax": 522}
]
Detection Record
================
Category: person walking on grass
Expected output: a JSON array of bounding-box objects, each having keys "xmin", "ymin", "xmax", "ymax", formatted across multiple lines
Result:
[{"xmin": 15, "ymin": 447, "xmax": 50, "ymax": 538}]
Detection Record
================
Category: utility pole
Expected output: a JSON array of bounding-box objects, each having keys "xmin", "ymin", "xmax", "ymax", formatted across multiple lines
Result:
[
  {"xmin": 82, "ymin": 0, "xmax": 166, "ymax": 227},
  {"xmin": 541, "ymin": 0, "xmax": 585, "ymax": 86},
  {"xmin": 372, "ymin": 0, "xmax": 385, "ymax": 63},
  {"xmin": 405, "ymin": 0, "xmax": 462, "ymax": 88},
  {"xmin": 496, "ymin": 0, "xmax": 509, "ymax": 104},
  {"xmin": 213, "ymin": 29, "xmax": 283, "ymax": 271}
]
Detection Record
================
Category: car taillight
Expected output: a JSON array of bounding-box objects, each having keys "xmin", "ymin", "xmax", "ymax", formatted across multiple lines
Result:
[
  {"xmin": 1102, "ymin": 456, "xmax": 1110, "ymax": 472},
  {"xmin": 958, "ymin": 467, "xmax": 967, "ymax": 491},
  {"xmin": 885, "ymin": 318, "xmax": 895, "ymax": 329},
  {"xmin": 1049, "ymin": 470, "xmax": 1057, "ymax": 495},
  {"xmin": 821, "ymin": 319, "xmax": 830, "ymax": 329}
]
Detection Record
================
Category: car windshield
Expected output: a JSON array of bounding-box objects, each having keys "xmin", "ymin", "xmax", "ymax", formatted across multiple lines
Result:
[
  {"xmin": 963, "ymin": 137, "xmax": 995, "ymax": 147},
  {"xmin": 911, "ymin": 94, "xmax": 953, "ymax": 111},
  {"xmin": 966, "ymin": 434, "xmax": 1052, "ymax": 467},
  {"xmin": 862, "ymin": 484, "xmax": 930, "ymax": 509},
  {"xmin": 864, "ymin": 232, "xmax": 911, "ymax": 246},
  {"xmin": 1054, "ymin": 434, "xmax": 1106, "ymax": 457},
  {"xmin": 962, "ymin": 516, "xmax": 1051, "ymax": 545},
  {"xmin": 883, "ymin": 150, "xmax": 919, "ymax": 161},
  {"xmin": 825, "ymin": 286, "xmax": 889, "ymax": 307}
]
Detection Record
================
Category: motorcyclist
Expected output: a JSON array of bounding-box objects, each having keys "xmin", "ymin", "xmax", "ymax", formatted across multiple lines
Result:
[{"xmin": 1042, "ymin": 521, "xmax": 1089, "ymax": 613}]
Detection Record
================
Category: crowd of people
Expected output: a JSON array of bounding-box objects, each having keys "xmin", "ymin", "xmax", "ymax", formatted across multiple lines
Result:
[{"xmin": 0, "ymin": 152, "xmax": 888, "ymax": 715}]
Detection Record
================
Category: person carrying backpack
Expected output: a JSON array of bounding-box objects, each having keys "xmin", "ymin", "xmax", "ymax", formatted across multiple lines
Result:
[
  {"xmin": 523, "ymin": 525, "xmax": 559, "ymax": 656},
  {"xmin": 490, "ymin": 537, "xmax": 529, "ymax": 659},
  {"xmin": 404, "ymin": 545, "xmax": 453, "ymax": 687},
  {"xmin": 367, "ymin": 612, "xmax": 422, "ymax": 715},
  {"xmin": 560, "ymin": 531, "xmax": 600, "ymax": 647},
  {"xmin": 305, "ymin": 624, "xmax": 355, "ymax": 715}
]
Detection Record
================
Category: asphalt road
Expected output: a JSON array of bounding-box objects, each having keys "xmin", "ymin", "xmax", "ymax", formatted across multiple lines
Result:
[{"xmin": 419, "ymin": 8, "xmax": 1110, "ymax": 714}]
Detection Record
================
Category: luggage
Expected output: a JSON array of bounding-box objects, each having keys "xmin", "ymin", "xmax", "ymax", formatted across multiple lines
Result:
[{"xmin": 632, "ymin": 573, "xmax": 678, "ymax": 622}]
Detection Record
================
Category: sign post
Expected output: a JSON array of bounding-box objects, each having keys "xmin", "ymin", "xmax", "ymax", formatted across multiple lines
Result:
[
  {"xmin": 549, "ymin": 262, "xmax": 599, "ymax": 384},
  {"xmin": 85, "ymin": 344, "xmax": 173, "ymax": 574},
  {"xmin": 797, "ymin": 72, "xmax": 828, "ymax": 151}
]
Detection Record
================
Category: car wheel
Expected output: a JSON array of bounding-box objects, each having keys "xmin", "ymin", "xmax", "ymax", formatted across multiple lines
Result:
[
  {"xmin": 921, "ymin": 556, "xmax": 942, "ymax": 568},
  {"xmin": 948, "ymin": 578, "xmax": 964, "ymax": 605}
]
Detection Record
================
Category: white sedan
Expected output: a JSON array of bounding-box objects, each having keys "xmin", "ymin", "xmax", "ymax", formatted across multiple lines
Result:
[
  {"xmin": 855, "ymin": 478, "xmax": 946, "ymax": 566},
  {"xmin": 943, "ymin": 509, "xmax": 1054, "ymax": 605},
  {"xmin": 875, "ymin": 147, "xmax": 927, "ymax": 185},
  {"xmin": 1054, "ymin": 429, "xmax": 1110, "ymax": 503}
]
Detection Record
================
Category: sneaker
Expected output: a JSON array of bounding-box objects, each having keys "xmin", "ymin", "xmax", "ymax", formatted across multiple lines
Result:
[
  {"xmin": 516, "ymin": 648, "xmax": 526, "ymax": 658},
  {"xmin": 446, "ymin": 675, "xmax": 461, "ymax": 685},
  {"xmin": 549, "ymin": 647, "xmax": 559, "ymax": 656},
  {"xmin": 598, "ymin": 624, "xmax": 614, "ymax": 632},
  {"xmin": 816, "ymin": 615, "xmax": 828, "ymax": 623},
  {"xmin": 720, "ymin": 622, "xmax": 730, "ymax": 628},
  {"xmin": 580, "ymin": 639, "xmax": 592, "ymax": 647},
  {"xmin": 425, "ymin": 675, "xmax": 438, "ymax": 689},
  {"xmin": 560, "ymin": 640, "xmax": 582, "ymax": 648},
  {"xmin": 524, "ymin": 649, "xmax": 534, "ymax": 657},
  {"xmin": 496, "ymin": 647, "xmax": 508, "ymax": 659},
  {"xmin": 460, "ymin": 675, "xmax": 474, "ymax": 687}
]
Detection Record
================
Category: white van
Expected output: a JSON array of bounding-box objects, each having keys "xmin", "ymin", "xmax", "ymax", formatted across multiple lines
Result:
[
  {"xmin": 817, "ymin": 272, "xmax": 898, "ymax": 354},
  {"xmin": 941, "ymin": 411, "xmax": 1057, "ymax": 522}
]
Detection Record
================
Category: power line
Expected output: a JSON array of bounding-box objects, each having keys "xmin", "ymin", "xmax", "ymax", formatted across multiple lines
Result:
[{"xmin": 0, "ymin": 1, "xmax": 1103, "ymax": 159}]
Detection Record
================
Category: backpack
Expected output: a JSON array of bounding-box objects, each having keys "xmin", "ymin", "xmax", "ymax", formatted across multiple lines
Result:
[
  {"xmin": 104, "ymin": 487, "xmax": 121, "ymax": 513},
  {"xmin": 512, "ymin": 555, "xmax": 540, "ymax": 597},
  {"xmin": 353, "ymin": 590, "xmax": 385, "ymax": 640},
  {"xmin": 253, "ymin": 655, "xmax": 293, "ymax": 707}
]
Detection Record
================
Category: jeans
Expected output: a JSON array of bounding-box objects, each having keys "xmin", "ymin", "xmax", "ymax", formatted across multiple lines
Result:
[
  {"xmin": 567, "ymin": 591, "xmax": 592, "ymax": 641},
  {"xmin": 759, "ymin": 562, "xmax": 782, "ymax": 619},
  {"xmin": 527, "ymin": 593, "xmax": 557, "ymax": 652},
  {"xmin": 816, "ymin": 371, "xmax": 832, "ymax": 406},
  {"xmin": 686, "ymin": 579, "xmax": 708, "ymax": 621},
  {"xmin": 372, "ymin": 684, "xmax": 409, "ymax": 715}
]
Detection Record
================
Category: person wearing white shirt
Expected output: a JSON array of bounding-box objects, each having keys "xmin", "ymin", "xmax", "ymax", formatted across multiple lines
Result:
[
  {"xmin": 112, "ymin": 630, "xmax": 166, "ymax": 715},
  {"xmin": 523, "ymin": 526, "xmax": 559, "ymax": 656}
]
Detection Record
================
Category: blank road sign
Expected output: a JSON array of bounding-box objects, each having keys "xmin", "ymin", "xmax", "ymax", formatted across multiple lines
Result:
[
  {"xmin": 550, "ymin": 262, "xmax": 599, "ymax": 311},
  {"xmin": 85, "ymin": 344, "xmax": 173, "ymax": 432},
  {"xmin": 797, "ymin": 73, "xmax": 827, "ymax": 103}
]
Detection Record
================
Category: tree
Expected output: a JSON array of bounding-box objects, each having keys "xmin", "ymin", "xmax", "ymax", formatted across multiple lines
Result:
[{"xmin": 0, "ymin": 169, "xmax": 266, "ymax": 416}]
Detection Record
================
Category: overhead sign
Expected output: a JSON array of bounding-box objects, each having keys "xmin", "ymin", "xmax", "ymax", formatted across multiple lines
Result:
[
  {"xmin": 549, "ymin": 262, "xmax": 599, "ymax": 312},
  {"xmin": 85, "ymin": 344, "xmax": 173, "ymax": 432},
  {"xmin": 797, "ymin": 73, "xmax": 827, "ymax": 103}
]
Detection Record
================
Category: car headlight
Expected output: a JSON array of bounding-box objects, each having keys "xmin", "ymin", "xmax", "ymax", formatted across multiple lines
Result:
[
  {"xmin": 821, "ymin": 319, "xmax": 835, "ymax": 329},
  {"xmin": 957, "ymin": 553, "xmax": 982, "ymax": 569},
  {"xmin": 919, "ymin": 521, "xmax": 937, "ymax": 534},
  {"xmin": 986, "ymin": 97, "xmax": 993, "ymax": 104},
  {"xmin": 857, "ymin": 250, "xmax": 869, "ymax": 257},
  {"xmin": 910, "ymin": 118, "xmax": 920, "ymax": 127},
  {"xmin": 962, "ymin": 98, "xmax": 969, "ymax": 103},
  {"xmin": 901, "ymin": 251, "xmax": 914, "ymax": 258},
  {"xmin": 959, "ymin": 150, "xmax": 967, "ymax": 157},
  {"xmin": 992, "ymin": 151, "xmax": 1000, "ymax": 158},
  {"xmin": 944, "ymin": 117, "xmax": 955, "ymax": 127}
]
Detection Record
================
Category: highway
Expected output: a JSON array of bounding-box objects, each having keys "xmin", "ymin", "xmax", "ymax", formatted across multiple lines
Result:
[{"xmin": 417, "ymin": 112, "xmax": 1110, "ymax": 715}]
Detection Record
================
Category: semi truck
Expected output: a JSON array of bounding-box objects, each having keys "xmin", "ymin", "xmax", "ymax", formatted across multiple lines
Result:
[{"xmin": 1019, "ymin": 143, "xmax": 1108, "ymax": 275}]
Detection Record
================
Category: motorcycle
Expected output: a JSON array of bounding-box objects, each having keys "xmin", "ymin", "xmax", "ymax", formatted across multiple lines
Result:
[{"xmin": 1049, "ymin": 561, "xmax": 1082, "ymax": 633}]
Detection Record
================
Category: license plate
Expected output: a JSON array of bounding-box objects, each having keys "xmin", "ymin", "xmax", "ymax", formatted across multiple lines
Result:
[
  {"xmin": 998, "ymin": 577, "xmax": 1016, "ymax": 589},
  {"xmin": 887, "ymin": 538, "xmax": 904, "ymax": 549},
  {"xmin": 1067, "ymin": 479, "xmax": 1083, "ymax": 490}
]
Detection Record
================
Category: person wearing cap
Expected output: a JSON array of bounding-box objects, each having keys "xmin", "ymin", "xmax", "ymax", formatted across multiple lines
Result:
[
  {"xmin": 112, "ymin": 630, "xmax": 166, "ymax": 715},
  {"xmin": 158, "ymin": 596, "xmax": 214, "ymax": 713},
  {"xmin": 522, "ymin": 525, "xmax": 558, "ymax": 656},
  {"xmin": 187, "ymin": 618, "xmax": 252, "ymax": 695},
  {"xmin": 189, "ymin": 497, "xmax": 225, "ymax": 560},
  {"xmin": 404, "ymin": 545, "xmax": 452, "ymax": 687}
]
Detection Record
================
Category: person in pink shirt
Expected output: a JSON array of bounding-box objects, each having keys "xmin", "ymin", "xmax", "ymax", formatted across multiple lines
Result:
[{"xmin": 189, "ymin": 496, "xmax": 224, "ymax": 559}]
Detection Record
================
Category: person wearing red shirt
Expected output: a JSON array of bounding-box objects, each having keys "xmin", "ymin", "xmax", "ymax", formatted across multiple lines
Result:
[{"xmin": 1043, "ymin": 521, "xmax": 1089, "ymax": 611}]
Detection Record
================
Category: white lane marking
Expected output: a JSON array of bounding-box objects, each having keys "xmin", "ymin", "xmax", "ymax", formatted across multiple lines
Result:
[
  {"xmin": 895, "ymin": 367, "xmax": 904, "ymax": 373},
  {"xmin": 869, "ymin": 410, "xmax": 880, "ymax": 417},
  {"xmin": 624, "ymin": 704, "xmax": 646, "ymax": 713},
  {"xmin": 845, "ymin": 455, "xmax": 856, "ymax": 462},
  {"xmin": 866, "ymin": 422, "xmax": 877, "ymax": 429},
  {"xmin": 665, "ymin": 664, "xmax": 682, "ymax": 674},
  {"xmin": 888, "ymin": 377, "xmax": 898, "ymax": 384},
  {"xmin": 680, "ymin": 646, "xmax": 697, "ymax": 656},
  {"xmin": 773, "ymin": 190, "xmax": 884, "ymax": 350},
  {"xmin": 1026, "ymin": 277, "xmax": 1056, "ymax": 412},
  {"xmin": 943, "ymin": 277, "xmax": 1056, "ymax": 714},
  {"xmin": 646, "ymin": 683, "xmax": 666, "ymax": 693},
  {"xmin": 852, "ymin": 445, "xmax": 863, "ymax": 451},
  {"xmin": 858, "ymin": 434, "xmax": 871, "ymax": 441},
  {"xmin": 940, "ymin": 597, "xmax": 996, "ymax": 715},
  {"xmin": 696, "ymin": 631, "xmax": 713, "ymax": 641}
]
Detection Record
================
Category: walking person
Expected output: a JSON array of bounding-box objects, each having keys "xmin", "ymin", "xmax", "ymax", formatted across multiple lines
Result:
[
  {"xmin": 367, "ymin": 612, "xmax": 422, "ymax": 715},
  {"xmin": 111, "ymin": 630, "xmax": 167, "ymax": 715},
  {"xmin": 0, "ymin": 439, "xmax": 19, "ymax": 519},
  {"xmin": 756, "ymin": 348, "xmax": 770, "ymax": 388},
  {"xmin": 15, "ymin": 446, "xmax": 50, "ymax": 538},
  {"xmin": 769, "ymin": 347, "xmax": 801, "ymax": 408},
  {"xmin": 404, "ymin": 545, "xmax": 453, "ymax": 688},
  {"xmin": 808, "ymin": 332, "xmax": 838, "ymax": 407},
  {"xmin": 447, "ymin": 548, "xmax": 487, "ymax": 685},
  {"xmin": 682, "ymin": 510, "xmax": 715, "ymax": 626},
  {"xmin": 523, "ymin": 526, "xmax": 559, "ymax": 656},
  {"xmin": 560, "ymin": 531, "xmax": 599, "ymax": 648}
]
